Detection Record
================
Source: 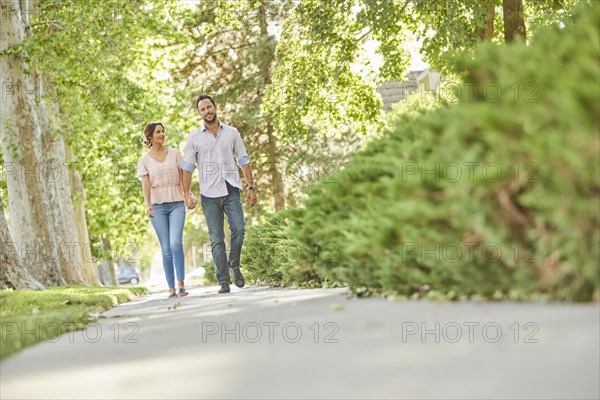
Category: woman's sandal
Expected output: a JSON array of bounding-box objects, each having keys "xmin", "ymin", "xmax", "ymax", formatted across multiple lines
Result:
[
  {"xmin": 178, "ymin": 288, "xmax": 189, "ymax": 297},
  {"xmin": 168, "ymin": 291, "xmax": 178, "ymax": 298}
]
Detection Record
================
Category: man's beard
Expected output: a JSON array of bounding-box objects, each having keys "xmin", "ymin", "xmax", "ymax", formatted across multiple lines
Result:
[{"xmin": 203, "ymin": 113, "xmax": 217, "ymax": 124}]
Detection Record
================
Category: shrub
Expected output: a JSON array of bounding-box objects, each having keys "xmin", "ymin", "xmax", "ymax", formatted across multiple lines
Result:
[{"xmin": 244, "ymin": 2, "xmax": 599, "ymax": 301}]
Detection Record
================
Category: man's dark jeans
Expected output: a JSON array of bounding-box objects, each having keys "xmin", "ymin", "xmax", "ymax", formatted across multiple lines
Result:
[{"xmin": 201, "ymin": 182, "xmax": 245, "ymax": 285}]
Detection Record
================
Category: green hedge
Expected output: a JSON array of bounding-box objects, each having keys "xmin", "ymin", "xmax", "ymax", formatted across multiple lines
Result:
[
  {"xmin": 241, "ymin": 209, "xmax": 324, "ymax": 287},
  {"xmin": 243, "ymin": 2, "xmax": 599, "ymax": 301}
]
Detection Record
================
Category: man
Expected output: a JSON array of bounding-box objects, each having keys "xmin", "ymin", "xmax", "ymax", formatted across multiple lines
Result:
[{"xmin": 181, "ymin": 94, "xmax": 258, "ymax": 294}]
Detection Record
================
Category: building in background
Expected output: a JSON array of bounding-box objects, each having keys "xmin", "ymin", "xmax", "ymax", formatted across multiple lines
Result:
[{"xmin": 377, "ymin": 67, "xmax": 442, "ymax": 111}]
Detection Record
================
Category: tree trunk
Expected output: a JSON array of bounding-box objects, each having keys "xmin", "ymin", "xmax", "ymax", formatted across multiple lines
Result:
[
  {"xmin": 266, "ymin": 124, "xmax": 285, "ymax": 210},
  {"xmin": 0, "ymin": 0, "xmax": 65, "ymax": 286},
  {"xmin": 0, "ymin": 192, "xmax": 45, "ymax": 290},
  {"xmin": 100, "ymin": 238, "xmax": 118, "ymax": 286},
  {"xmin": 478, "ymin": 0, "xmax": 496, "ymax": 41},
  {"xmin": 97, "ymin": 260, "xmax": 112, "ymax": 286},
  {"xmin": 36, "ymin": 78, "xmax": 87, "ymax": 284},
  {"xmin": 259, "ymin": 0, "xmax": 285, "ymax": 211},
  {"xmin": 26, "ymin": 0, "xmax": 86, "ymax": 285},
  {"xmin": 503, "ymin": 0, "xmax": 526, "ymax": 42},
  {"xmin": 65, "ymin": 145, "xmax": 102, "ymax": 285}
]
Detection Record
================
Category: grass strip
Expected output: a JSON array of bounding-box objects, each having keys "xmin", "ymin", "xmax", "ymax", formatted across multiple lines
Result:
[{"xmin": 0, "ymin": 286, "xmax": 147, "ymax": 360}]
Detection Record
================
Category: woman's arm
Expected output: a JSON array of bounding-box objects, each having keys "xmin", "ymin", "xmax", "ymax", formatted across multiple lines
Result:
[{"xmin": 141, "ymin": 175, "xmax": 154, "ymax": 218}]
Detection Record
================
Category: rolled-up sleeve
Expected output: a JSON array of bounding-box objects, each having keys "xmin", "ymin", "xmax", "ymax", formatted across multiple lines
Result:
[
  {"xmin": 233, "ymin": 129, "xmax": 250, "ymax": 167},
  {"xmin": 181, "ymin": 133, "xmax": 197, "ymax": 172}
]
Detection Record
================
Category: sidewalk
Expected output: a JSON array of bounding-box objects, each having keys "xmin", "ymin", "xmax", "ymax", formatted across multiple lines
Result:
[{"xmin": 1, "ymin": 285, "xmax": 598, "ymax": 399}]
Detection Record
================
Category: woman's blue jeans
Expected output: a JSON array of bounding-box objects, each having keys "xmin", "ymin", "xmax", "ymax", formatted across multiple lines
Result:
[
  {"xmin": 150, "ymin": 201, "xmax": 186, "ymax": 289},
  {"xmin": 201, "ymin": 182, "xmax": 245, "ymax": 285}
]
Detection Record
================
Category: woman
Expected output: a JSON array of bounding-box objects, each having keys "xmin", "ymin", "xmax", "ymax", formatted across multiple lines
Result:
[{"xmin": 137, "ymin": 122, "xmax": 197, "ymax": 298}]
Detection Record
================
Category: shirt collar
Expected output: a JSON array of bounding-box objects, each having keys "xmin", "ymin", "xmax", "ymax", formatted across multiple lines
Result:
[{"xmin": 200, "ymin": 120, "xmax": 223, "ymax": 133}]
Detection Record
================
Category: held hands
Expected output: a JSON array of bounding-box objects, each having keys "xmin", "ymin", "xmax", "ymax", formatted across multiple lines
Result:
[{"xmin": 185, "ymin": 193, "xmax": 198, "ymax": 210}]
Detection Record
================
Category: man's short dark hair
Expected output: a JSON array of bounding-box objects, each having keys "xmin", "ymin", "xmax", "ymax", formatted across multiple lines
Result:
[{"xmin": 196, "ymin": 94, "xmax": 216, "ymax": 109}]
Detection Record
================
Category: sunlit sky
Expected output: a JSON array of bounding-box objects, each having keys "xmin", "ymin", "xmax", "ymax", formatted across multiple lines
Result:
[{"xmin": 364, "ymin": 39, "xmax": 429, "ymax": 73}]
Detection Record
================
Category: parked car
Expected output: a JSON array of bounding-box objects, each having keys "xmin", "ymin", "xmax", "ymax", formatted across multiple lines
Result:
[{"xmin": 117, "ymin": 267, "xmax": 141, "ymax": 285}]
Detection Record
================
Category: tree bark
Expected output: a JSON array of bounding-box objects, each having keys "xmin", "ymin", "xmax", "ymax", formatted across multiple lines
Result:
[
  {"xmin": 0, "ymin": 192, "xmax": 45, "ymax": 290},
  {"xmin": 259, "ymin": 0, "xmax": 285, "ymax": 211},
  {"xmin": 503, "ymin": 0, "xmax": 526, "ymax": 42},
  {"xmin": 0, "ymin": 0, "xmax": 65, "ymax": 286},
  {"xmin": 266, "ymin": 124, "xmax": 285, "ymax": 211},
  {"xmin": 36, "ymin": 78, "xmax": 87, "ymax": 284},
  {"xmin": 65, "ymin": 145, "xmax": 102, "ymax": 285},
  {"xmin": 100, "ymin": 238, "xmax": 118, "ymax": 286},
  {"xmin": 24, "ymin": 0, "xmax": 96, "ymax": 285},
  {"xmin": 478, "ymin": 0, "xmax": 496, "ymax": 41}
]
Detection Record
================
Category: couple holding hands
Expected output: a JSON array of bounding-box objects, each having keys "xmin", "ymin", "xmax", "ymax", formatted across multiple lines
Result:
[{"xmin": 137, "ymin": 95, "xmax": 257, "ymax": 298}]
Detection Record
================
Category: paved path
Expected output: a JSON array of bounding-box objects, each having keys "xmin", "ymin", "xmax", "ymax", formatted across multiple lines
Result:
[{"xmin": 1, "ymin": 285, "xmax": 598, "ymax": 399}]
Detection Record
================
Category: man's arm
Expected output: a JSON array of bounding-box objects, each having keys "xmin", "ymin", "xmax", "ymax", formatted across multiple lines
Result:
[
  {"xmin": 181, "ymin": 133, "xmax": 198, "ymax": 208},
  {"xmin": 242, "ymin": 163, "xmax": 257, "ymax": 208},
  {"xmin": 232, "ymin": 128, "xmax": 257, "ymax": 207},
  {"xmin": 241, "ymin": 163, "xmax": 254, "ymax": 187},
  {"xmin": 182, "ymin": 170, "xmax": 193, "ymax": 198}
]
